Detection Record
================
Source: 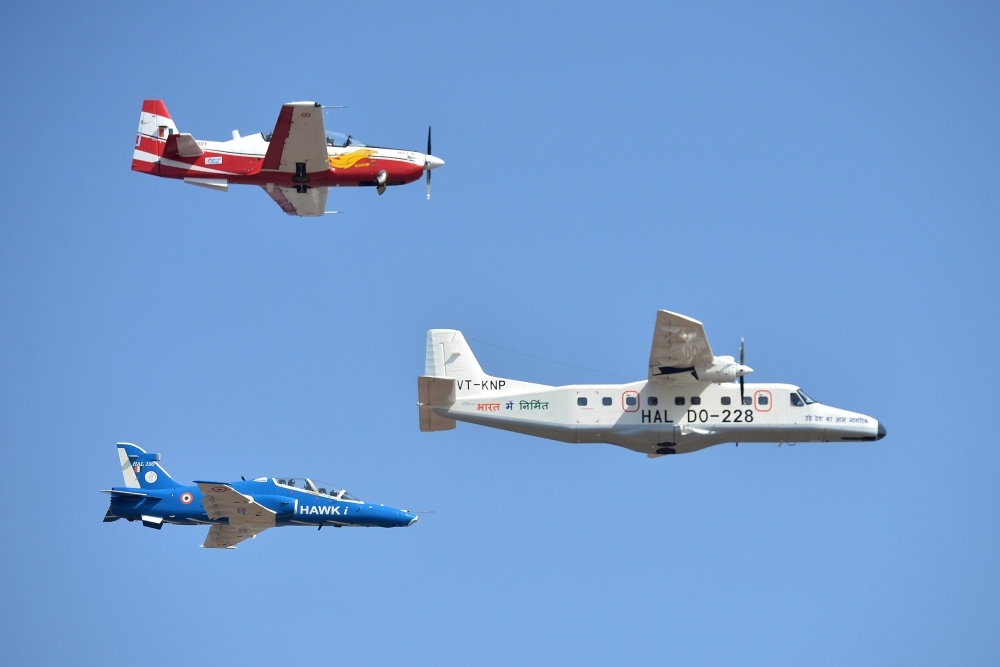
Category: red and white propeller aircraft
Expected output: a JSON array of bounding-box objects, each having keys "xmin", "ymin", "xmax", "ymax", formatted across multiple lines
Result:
[{"xmin": 131, "ymin": 100, "xmax": 444, "ymax": 217}]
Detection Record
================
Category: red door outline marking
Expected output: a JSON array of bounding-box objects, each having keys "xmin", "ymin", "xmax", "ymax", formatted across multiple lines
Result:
[{"xmin": 754, "ymin": 390, "xmax": 773, "ymax": 412}]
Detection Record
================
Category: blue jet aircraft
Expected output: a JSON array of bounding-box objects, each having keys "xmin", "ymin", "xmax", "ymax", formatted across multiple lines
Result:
[{"xmin": 102, "ymin": 443, "xmax": 418, "ymax": 549}]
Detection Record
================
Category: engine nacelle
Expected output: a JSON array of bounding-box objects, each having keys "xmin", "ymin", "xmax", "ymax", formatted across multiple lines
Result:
[{"xmin": 696, "ymin": 356, "xmax": 753, "ymax": 383}]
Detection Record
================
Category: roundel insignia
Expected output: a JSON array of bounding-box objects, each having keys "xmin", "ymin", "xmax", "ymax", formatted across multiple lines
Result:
[
  {"xmin": 144, "ymin": 471, "xmax": 158, "ymax": 483},
  {"xmin": 212, "ymin": 486, "xmax": 227, "ymax": 492},
  {"xmin": 180, "ymin": 492, "xmax": 193, "ymax": 504},
  {"xmin": 301, "ymin": 112, "xmax": 311, "ymax": 117}
]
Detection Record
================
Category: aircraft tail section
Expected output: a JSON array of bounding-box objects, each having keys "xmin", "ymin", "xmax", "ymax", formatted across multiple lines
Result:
[
  {"xmin": 116, "ymin": 442, "xmax": 182, "ymax": 490},
  {"xmin": 132, "ymin": 99, "xmax": 178, "ymax": 174}
]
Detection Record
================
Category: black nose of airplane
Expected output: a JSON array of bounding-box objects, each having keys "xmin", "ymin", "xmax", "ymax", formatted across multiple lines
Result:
[{"xmin": 877, "ymin": 423, "xmax": 887, "ymax": 440}]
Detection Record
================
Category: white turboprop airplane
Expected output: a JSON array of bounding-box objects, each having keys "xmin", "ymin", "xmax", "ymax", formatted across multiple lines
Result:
[{"xmin": 417, "ymin": 310, "xmax": 885, "ymax": 457}]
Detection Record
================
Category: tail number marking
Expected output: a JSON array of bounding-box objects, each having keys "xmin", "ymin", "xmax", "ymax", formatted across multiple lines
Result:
[{"xmin": 456, "ymin": 380, "xmax": 506, "ymax": 391}]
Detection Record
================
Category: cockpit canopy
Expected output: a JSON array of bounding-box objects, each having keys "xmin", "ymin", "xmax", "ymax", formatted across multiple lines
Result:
[
  {"xmin": 273, "ymin": 478, "xmax": 359, "ymax": 501},
  {"xmin": 325, "ymin": 131, "xmax": 366, "ymax": 147},
  {"xmin": 259, "ymin": 131, "xmax": 366, "ymax": 147},
  {"xmin": 789, "ymin": 388, "xmax": 819, "ymax": 407}
]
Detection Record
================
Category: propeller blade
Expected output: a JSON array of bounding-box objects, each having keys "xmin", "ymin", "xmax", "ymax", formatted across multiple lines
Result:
[
  {"xmin": 426, "ymin": 126, "xmax": 433, "ymax": 200},
  {"xmin": 739, "ymin": 338, "xmax": 745, "ymax": 404}
]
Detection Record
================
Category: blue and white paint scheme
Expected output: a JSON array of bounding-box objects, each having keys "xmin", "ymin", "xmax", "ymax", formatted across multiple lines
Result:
[{"xmin": 102, "ymin": 443, "xmax": 417, "ymax": 549}]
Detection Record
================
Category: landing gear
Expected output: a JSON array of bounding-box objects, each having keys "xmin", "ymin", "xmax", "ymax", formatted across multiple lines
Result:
[
  {"xmin": 376, "ymin": 170, "xmax": 387, "ymax": 196},
  {"xmin": 655, "ymin": 447, "xmax": 676, "ymax": 455},
  {"xmin": 292, "ymin": 162, "xmax": 310, "ymax": 184}
]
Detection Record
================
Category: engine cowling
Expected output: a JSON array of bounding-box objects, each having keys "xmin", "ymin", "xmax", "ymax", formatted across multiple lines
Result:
[{"xmin": 696, "ymin": 355, "xmax": 753, "ymax": 383}]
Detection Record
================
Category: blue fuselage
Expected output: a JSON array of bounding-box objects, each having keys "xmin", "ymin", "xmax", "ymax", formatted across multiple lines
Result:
[{"xmin": 108, "ymin": 479, "xmax": 416, "ymax": 529}]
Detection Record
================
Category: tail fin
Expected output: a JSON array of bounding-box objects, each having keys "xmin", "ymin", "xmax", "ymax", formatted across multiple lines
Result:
[
  {"xmin": 425, "ymin": 329, "xmax": 488, "ymax": 380},
  {"xmin": 132, "ymin": 99, "xmax": 178, "ymax": 174},
  {"xmin": 116, "ymin": 442, "xmax": 182, "ymax": 490}
]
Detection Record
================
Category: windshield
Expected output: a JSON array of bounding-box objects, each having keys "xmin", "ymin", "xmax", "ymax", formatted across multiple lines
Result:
[
  {"xmin": 797, "ymin": 389, "xmax": 818, "ymax": 405},
  {"xmin": 273, "ymin": 478, "xmax": 359, "ymax": 501},
  {"xmin": 326, "ymin": 131, "xmax": 366, "ymax": 148}
]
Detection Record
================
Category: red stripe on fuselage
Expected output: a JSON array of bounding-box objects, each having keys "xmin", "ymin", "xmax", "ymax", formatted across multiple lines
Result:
[{"xmin": 136, "ymin": 152, "xmax": 424, "ymax": 187}]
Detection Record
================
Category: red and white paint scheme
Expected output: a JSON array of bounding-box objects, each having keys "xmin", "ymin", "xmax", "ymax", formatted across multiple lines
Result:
[{"xmin": 131, "ymin": 99, "xmax": 445, "ymax": 217}]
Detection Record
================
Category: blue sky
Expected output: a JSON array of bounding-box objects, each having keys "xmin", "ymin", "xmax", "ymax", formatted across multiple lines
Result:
[{"xmin": 1, "ymin": 2, "xmax": 998, "ymax": 664}]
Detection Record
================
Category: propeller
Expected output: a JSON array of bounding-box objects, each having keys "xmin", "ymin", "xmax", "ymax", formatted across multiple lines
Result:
[
  {"xmin": 426, "ymin": 126, "xmax": 432, "ymax": 200},
  {"xmin": 739, "ymin": 338, "xmax": 746, "ymax": 404},
  {"xmin": 421, "ymin": 126, "xmax": 446, "ymax": 199}
]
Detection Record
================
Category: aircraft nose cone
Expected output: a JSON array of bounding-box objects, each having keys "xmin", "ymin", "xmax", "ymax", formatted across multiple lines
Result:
[
  {"xmin": 876, "ymin": 422, "xmax": 887, "ymax": 440},
  {"xmin": 424, "ymin": 155, "xmax": 445, "ymax": 170}
]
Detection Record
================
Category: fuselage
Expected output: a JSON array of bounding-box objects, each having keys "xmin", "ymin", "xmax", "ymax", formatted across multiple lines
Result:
[
  {"xmin": 108, "ymin": 477, "xmax": 416, "ymax": 528},
  {"xmin": 435, "ymin": 379, "xmax": 884, "ymax": 455},
  {"xmin": 131, "ymin": 132, "xmax": 428, "ymax": 190}
]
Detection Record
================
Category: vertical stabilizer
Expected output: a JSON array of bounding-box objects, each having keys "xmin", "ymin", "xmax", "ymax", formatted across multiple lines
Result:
[
  {"xmin": 116, "ymin": 443, "xmax": 182, "ymax": 489},
  {"xmin": 132, "ymin": 99, "xmax": 179, "ymax": 174},
  {"xmin": 425, "ymin": 329, "xmax": 487, "ymax": 380}
]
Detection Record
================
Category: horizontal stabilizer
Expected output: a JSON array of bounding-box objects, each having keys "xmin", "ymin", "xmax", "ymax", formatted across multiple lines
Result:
[
  {"xmin": 163, "ymin": 133, "xmax": 204, "ymax": 158},
  {"xmin": 420, "ymin": 406, "xmax": 456, "ymax": 432},
  {"xmin": 418, "ymin": 376, "xmax": 457, "ymax": 432},
  {"xmin": 100, "ymin": 489, "xmax": 148, "ymax": 498},
  {"xmin": 418, "ymin": 376, "xmax": 456, "ymax": 406},
  {"xmin": 184, "ymin": 178, "xmax": 228, "ymax": 192}
]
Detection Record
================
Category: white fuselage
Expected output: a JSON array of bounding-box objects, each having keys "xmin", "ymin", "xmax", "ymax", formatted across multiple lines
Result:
[{"xmin": 435, "ymin": 379, "xmax": 880, "ymax": 456}]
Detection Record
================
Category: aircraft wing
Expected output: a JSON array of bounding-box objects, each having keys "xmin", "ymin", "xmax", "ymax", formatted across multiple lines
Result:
[
  {"xmin": 261, "ymin": 185, "xmax": 329, "ymax": 217},
  {"xmin": 261, "ymin": 102, "xmax": 328, "ymax": 174},
  {"xmin": 648, "ymin": 310, "xmax": 716, "ymax": 383},
  {"xmin": 202, "ymin": 524, "xmax": 268, "ymax": 549},
  {"xmin": 195, "ymin": 482, "xmax": 277, "ymax": 529}
]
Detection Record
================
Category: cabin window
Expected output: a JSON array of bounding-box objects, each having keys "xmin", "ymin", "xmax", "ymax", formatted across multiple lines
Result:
[
  {"xmin": 758, "ymin": 395, "xmax": 769, "ymax": 406},
  {"xmin": 602, "ymin": 397, "xmax": 612, "ymax": 406},
  {"xmin": 742, "ymin": 397, "xmax": 752, "ymax": 405},
  {"xmin": 790, "ymin": 393, "xmax": 804, "ymax": 407},
  {"xmin": 675, "ymin": 397, "xmax": 685, "ymax": 406},
  {"xmin": 691, "ymin": 396, "xmax": 701, "ymax": 405},
  {"xmin": 721, "ymin": 396, "xmax": 731, "ymax": 406},
  {"xmin": 647, "ymin": 396, "xmax": 658, "ymax": 406},
  {"xmin": 625, "ymin": 395, "xmax": 638, "ymax": 407},
  {"xmin": 577, "ymin": 397, "xmax": 588, "ymax": 406}
]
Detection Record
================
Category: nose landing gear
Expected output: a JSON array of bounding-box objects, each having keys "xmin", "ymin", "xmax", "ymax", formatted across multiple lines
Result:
[{"xmin": 376, "ymin": 170, "xmax": 387, "ymax": 196}]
